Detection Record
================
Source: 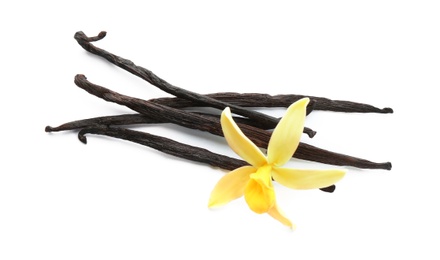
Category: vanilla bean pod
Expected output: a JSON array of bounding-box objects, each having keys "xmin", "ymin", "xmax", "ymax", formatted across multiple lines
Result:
[
  {"xmin": 151, "ymin": 92, "xmax": 393, "ymax": 113},
  {"xmin": 78, "ymin": 126, "xmax": 247, "ymax": 170},
  {"xmin": 78, "ymin": 126, "xmax": 336, "ymax": 193},
  {"xmin": 45, "ymin": 113, "xmax": 266, "ymax": 132},
  {"xmin": 74, "ymin": 31, "xmax": 317, "ymax": 134},
  {"xmin": 45, "ymin": 92, "xmax": 390, "ymax": 132},
  {"xmin": 72, "ymin": 74, "xmax": 391, "ymax": 170},
  {"xmin": 74, "ymin": 31, "xmax": 392, "ymax": 115}
]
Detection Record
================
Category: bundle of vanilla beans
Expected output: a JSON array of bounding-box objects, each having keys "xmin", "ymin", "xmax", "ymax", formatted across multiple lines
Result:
[{"xmin": 46, "ymin": 31, "xmax": 392, "ymax": 193}]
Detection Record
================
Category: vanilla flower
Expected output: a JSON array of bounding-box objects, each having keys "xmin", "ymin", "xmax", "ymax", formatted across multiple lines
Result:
[{"xmin": 208, "ymin": 98, "xmax": 345, "ymax": 228}]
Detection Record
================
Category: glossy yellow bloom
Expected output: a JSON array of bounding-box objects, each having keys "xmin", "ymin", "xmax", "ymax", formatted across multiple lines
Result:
[{"xmin": 208, "ymin": 98, "xmax": 345, "ymax": 228}]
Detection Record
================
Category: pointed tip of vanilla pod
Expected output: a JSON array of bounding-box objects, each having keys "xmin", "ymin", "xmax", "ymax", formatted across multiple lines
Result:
[
  {"xmin": 306, "ymin": 129, "xmax": 317, "ymax": 138},
  {"xmin": 320, "ymin": 185, "xmax": 336, "ymax": 193},
  {"xmin": 385, "ymin": 162, "xmax": 392, "ymax": 170},
  {"xmin": 75, "ymin": 74, "xmax": 86, "ymax": 80},
  {"xmin": 382, "ymin": 107, "xmax": 394, "ymax": 114},
  {"xmin": 45, "ymin": 126, "xmax": 53, "ymax": 132},
  {"xmin": 375, "ymin": 162, "xmax": 392, "ymax": 170},
  {"xmin": 78, "ymin": 133, "xmax": 88, "ymax": 144},
  {"xmin": 74, "ymin": 31, "xmax": 107, "ymax": 43},
  {"xmin": 98, "ymin": 31, "xmax": 107, "ymax": 38}
]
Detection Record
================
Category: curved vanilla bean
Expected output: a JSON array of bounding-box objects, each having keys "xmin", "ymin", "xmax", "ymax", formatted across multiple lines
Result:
[
  {"xmin": 78, "ymin": 126, "xmax": 247, "ymax": 170},
  {"xmin": 151, "ymin": 92, "xmax": 393, "ymax": 113},
  {"xmin": 73, "ymin": 74, "xmax": 391, "ymax": 170},
  {"xmin": 78, "ymin": 126, "xmax": 335, "ymax": 192},
  {"xmin": 74, "ymin": 31, "xmax": 317, "ymax": 134},
  {"xmin": 74, "ymin": 32, "xmax": 392, "ymax": 114},
  {"xmin": 74, "ymin": 74, "xmax": 224, "ymax": 136}
]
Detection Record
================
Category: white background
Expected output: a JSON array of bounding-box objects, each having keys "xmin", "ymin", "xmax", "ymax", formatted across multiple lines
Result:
[{"xmin": 1, "ymin": 1, "xmax": 439, "ymax": 259}]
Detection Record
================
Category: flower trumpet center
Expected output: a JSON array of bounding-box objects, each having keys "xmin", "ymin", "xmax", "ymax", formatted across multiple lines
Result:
[{"xmin": 244, "ymin": 164, "xmax": 275, "ymax": 214}]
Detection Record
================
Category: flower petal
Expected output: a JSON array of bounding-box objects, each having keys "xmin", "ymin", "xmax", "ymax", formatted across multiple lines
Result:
[
  {"xmin": 267, "ymin": 98, "xmax": 309, "ymax": 166},
  {"xmin": 208, "ymin": 166, "xmax": 256, "ymax": 208},
  {"xmin": 272, "ymin": 167, "xmax": 345, "ymax": 190},
  {"xmin": 268, "ymin": 203, "xmax": 295, "ymax": 229},
  {"xmin": 221, "ymin": 107, "xmax": 267, "ymax": 167},
  {"xmin": 244, "ymin": 165, "xmax": 275, "ymax": 214}
]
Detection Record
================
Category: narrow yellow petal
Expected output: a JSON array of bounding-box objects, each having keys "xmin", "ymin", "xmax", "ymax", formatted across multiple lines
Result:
[
  {"xmin": 221, "ymin": 107, "xmax": 267, "ymax": 167},
  {"xmin": 267, "ymin": 203, "xmax": 295, "ymax": 229},
  {"xmin": 244, "ymin": 165, "xmax": 275, "ymax": 214},
  {"xmin": 267, "ymin": 98, "xmax": 309, "ymax": 166},
  {"xmin": 208, "ymin": 166, "xmax": 256, "ymax": 208},
  {"xmin": 272, "ymin": 167, "xmax": 345, "ymax": 190}
]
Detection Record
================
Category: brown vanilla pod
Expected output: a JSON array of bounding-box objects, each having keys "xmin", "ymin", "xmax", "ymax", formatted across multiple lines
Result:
[
  {"xmin": 74, "ymin": 31, "xmax": 319, "ymax": 137},
  {"xmin": 69, "ymin": 74, "xmax": 391, "ymax": 170},
  {"xmin": 77, "ymin": 125, "xmax": 336, "ymax": 193}
]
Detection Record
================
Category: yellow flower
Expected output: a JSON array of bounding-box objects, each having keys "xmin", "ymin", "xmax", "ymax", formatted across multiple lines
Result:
[{"xmin": 208, "ymin": 98, "xmax": 345, "ymax": 228}]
